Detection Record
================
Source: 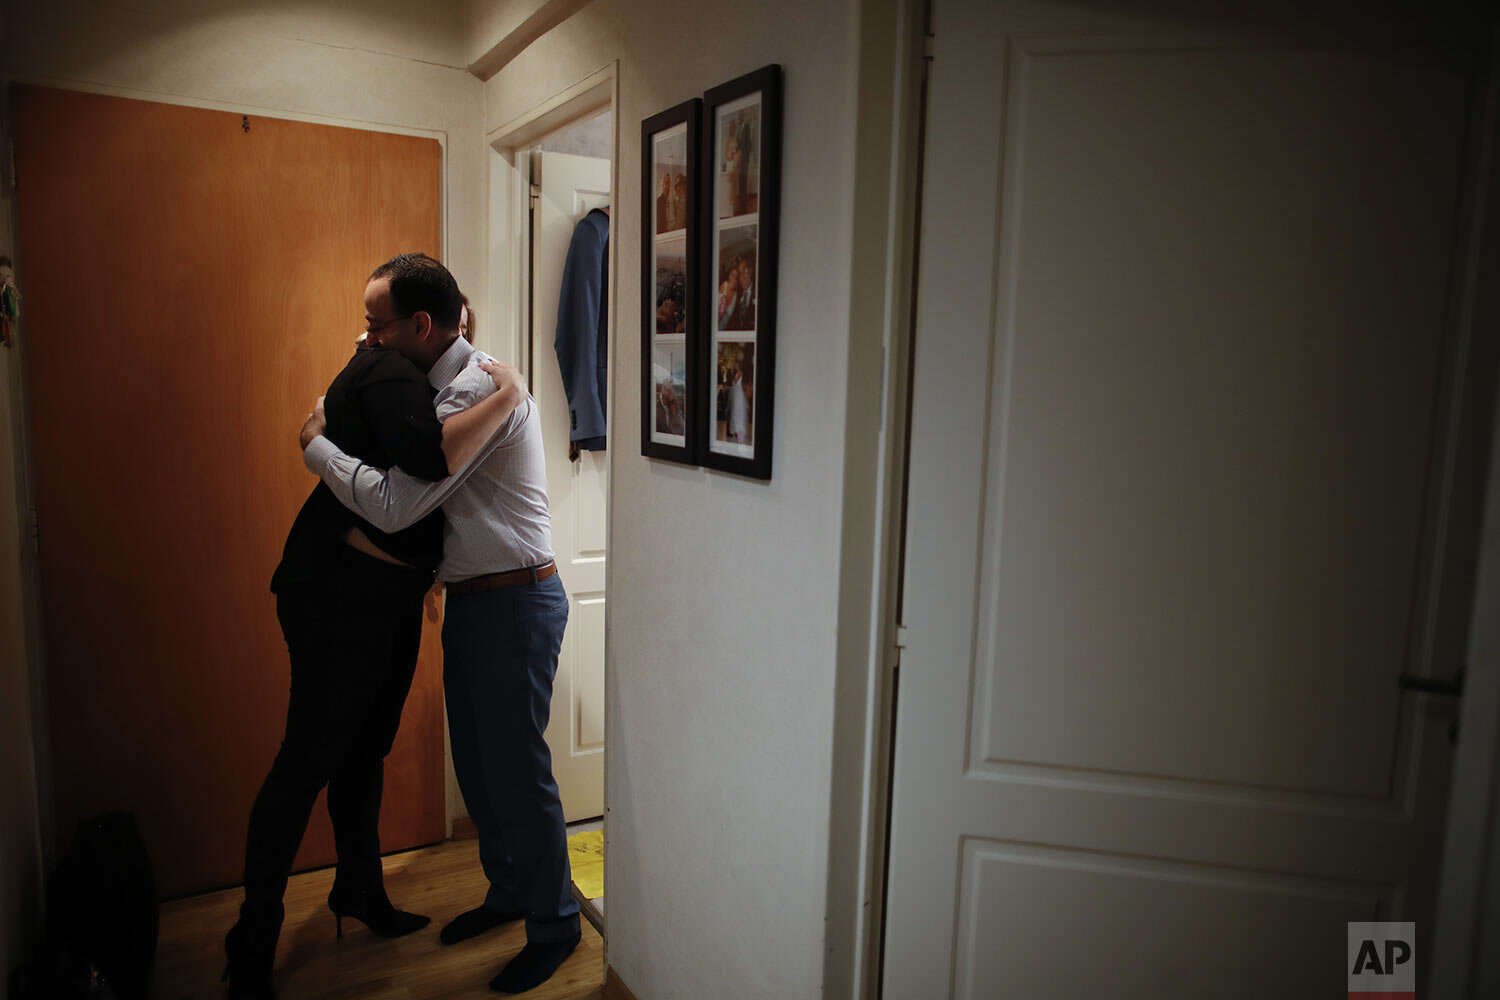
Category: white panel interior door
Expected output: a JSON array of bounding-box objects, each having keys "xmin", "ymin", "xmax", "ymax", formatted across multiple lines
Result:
[
  {"xmin": 535, "ymin": 150, "xmax": 610, "ymax": 821},
  {"xmin": 884, "ymin": 2, "xmax": 1475, "ymax": 996}
]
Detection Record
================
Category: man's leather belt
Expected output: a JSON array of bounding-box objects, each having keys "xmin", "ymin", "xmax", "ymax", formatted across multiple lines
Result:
[{"xmin": 445, "ymin": 561, "xmax": 557, "ymax": 595}]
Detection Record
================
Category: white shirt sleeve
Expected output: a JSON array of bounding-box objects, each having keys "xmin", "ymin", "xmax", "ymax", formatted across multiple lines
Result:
[
  {"xmin": 436, "ymin": 364, "xmax": 493, "ymax": 423},
  {"xmin": 303, "ymin": 434, "xmax": 466, "ymax": 533},
  {"xmin": 304, "ymin": 358, "xmax": 529, "ymax": 532}
]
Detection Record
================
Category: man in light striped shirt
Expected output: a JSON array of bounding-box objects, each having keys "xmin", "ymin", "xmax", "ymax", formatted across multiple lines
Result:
[{"xmin": 300, "ymin": 253, "xmax": 582, "ymax": 994}]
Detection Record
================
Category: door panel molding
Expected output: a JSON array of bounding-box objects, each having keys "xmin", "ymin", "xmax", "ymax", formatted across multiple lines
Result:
[
  {"xmin": 969, "ymin": 38, "xmax": 1460, "ymax": 797},
  {"xmin": 952, "ymin": 837, "xmax": 1383, "ymax": 999}
]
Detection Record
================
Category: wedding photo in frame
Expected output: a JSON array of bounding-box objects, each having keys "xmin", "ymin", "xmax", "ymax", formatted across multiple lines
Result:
[
  {"xmin": 640, "ymin": 98, "xmax": 700, "ymax": 464},
  {"xmin": 700, "ymin": 64, "xmax": 781, "ymax": 480}
]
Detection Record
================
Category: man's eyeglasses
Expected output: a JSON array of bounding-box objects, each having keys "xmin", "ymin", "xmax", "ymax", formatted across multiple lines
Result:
[{"xmin": 364, "ymin": 314, "xmax": 412, "ymax": 335}]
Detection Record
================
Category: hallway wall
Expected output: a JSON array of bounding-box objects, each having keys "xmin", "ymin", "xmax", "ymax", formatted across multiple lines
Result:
[
  {"xmin": 481, "ymin": 2, "xmax": 860, "ymax": 996},
  {"xmin": 0, "ymin": 177, "xmax": 44, "ymax": 1000}
]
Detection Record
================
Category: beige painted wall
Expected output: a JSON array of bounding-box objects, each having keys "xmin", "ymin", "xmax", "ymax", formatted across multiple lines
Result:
[
  {"xmin": 482, "ymin": 1, "xmax": 860, "ymax": 995},
  {"xmin": 101, "ymin": 0, "xmax": 469, "ymax": 67},
  {"xmin": 0, "ymin": 184, "xmax": 44, "ymax": 999},
  {"xmin": 463, "ymin": 0, "xmax": 594, "ymax": 76}
]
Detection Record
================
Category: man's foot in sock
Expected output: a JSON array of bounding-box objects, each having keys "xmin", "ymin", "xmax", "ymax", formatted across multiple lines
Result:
[
  {"xmin": 439, "ymin": 905, "xmax": 525, "ymax": 945},
  {"xmin": 489, "ymin": 931, "xmax": 582, "ymax": 994}
]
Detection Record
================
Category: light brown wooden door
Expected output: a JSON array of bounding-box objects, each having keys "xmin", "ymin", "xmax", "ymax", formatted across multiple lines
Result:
[{"xmin": 13, "ymin": 86, "xmax": 447, "ymax": 898}]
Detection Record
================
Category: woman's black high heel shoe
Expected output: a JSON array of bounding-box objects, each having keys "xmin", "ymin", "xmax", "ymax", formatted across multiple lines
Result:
[
  {"xmin": 222, "ymin": 923, "xmax": 276, "ymax": 1000},
  {"xmin": 326, "ymin": 885, "xmax": 430, "ymax": 939}
]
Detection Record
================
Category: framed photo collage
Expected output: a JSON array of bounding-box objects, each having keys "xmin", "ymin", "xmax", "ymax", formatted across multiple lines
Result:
[{"xmin": 640, "ymin": 64, "xmax": 781, "ymax": 480}]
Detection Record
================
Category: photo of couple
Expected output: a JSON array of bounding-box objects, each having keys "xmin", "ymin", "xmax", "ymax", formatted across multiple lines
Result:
[
  {"xmin": 716, "ymin": 100, "xmax": 760, "ymax": 220},
  {"xmin": 713, "ymin": 341, "xmax": 754, "ymax": 449},
  {"xmin": 716, "ymin": 225, "xmax": 756, "ymax": 333},
  {"xmin": 652, "ymin": 344, "xmax": 688, "ymax": 440},
  {"xmin": 653, "ymin": 124, "xmax": 688, "ymax": 234}
]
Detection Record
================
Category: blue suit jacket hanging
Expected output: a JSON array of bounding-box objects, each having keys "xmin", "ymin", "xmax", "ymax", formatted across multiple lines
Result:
[{"xmin": 554, "ymin": 208, "xmax": 610, "ymax": 451}]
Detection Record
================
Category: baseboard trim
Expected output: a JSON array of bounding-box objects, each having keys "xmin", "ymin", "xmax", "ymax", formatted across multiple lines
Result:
[
  {"xmin": 451, "ymin": 816, "xmax": 478, "ymax": 841},
  {"xmin": 602, "ymin": 966, "xmax": 639, "ymax": 1000}
]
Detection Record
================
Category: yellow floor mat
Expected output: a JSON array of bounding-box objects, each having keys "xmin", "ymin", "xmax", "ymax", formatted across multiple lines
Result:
[{"xmin": 567, "ymin": 828, "xmax": 604, "ymax": 900}]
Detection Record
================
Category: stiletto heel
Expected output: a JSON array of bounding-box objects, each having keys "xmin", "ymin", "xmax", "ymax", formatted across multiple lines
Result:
[
  {"xmin": 326, "ymin": 885, "xmax": 430, "ymax": 939},
  {"xmin": 221, "ymin": 963, "xmax": 231, "ymax": 984}
]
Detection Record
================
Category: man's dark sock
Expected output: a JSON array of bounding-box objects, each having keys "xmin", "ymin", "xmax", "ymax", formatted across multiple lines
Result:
[
  {"xmin": 489, "ymin": 930, "xmax": 582, "ymax": 994},
  {"xmin": 439, "ymin": 904, "xmax": 525, "ymax": 945}
]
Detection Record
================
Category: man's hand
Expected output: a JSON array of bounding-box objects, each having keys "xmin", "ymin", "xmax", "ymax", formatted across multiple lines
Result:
[
  {"xmin": 479, "ymin": 360, "xmax": 526, "ymax": 399},
  {"xmin": 300, "ymin": 396, "xmax": 327, "ymax": 451}
]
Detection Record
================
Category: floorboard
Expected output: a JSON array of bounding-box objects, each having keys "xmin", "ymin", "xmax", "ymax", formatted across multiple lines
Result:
[{"xmin": 154, "ymin": 840, "xmax": 604, "ymax": 999}]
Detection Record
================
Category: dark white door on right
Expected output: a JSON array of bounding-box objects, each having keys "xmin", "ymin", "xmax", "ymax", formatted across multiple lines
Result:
[{"xmin": 885, "ymin": 2, "xmax": 1480, "ymax": 995}]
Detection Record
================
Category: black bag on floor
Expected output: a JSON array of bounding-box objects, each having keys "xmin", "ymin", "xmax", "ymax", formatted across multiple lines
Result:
[
  {"xmin": 8, "ymin": 938, "xmax": 118, "ymax": 1000},
  {"xmin": 36, "ymin": 812, "xmax": 159, "ymax": 1000}
]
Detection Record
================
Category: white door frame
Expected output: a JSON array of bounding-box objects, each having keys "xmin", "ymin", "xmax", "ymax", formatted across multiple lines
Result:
[
  {"xmin": 825, "ymin": 5, "xmax": 1500, "ymax": 999},
  {"xmin": 484, "ymin": 64, "xmax": 617, "ymax": 370},
  {"xmin": 479, "ymin": 57, "xmax": 617, "ymax": 891},
  {"xmin": 1431, "ymin": 20, "xmax": 1500, "ymax": 997},
  {"xmin": 820, "ymin": 0, "xmax": 927, "ymax": 997}
]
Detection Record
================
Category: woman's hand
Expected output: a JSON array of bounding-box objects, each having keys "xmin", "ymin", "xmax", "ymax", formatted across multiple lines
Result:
[{"xmin": 480, "ymin": 360, "xmax": 525, "ymax": 399}]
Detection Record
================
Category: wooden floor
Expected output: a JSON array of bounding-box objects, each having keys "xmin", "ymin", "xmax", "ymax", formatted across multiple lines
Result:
[{"xmin": 155, "ymin": 840, "xmax": 604, "ymax": 999}]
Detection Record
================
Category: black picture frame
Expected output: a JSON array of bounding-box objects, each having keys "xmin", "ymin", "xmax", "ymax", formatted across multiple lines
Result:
[
  {"xmin": 699, "ymin": 64, "xmax": 781, "ymax": 480},
  {"xmin": 640, "ymin": 98, "xmax": 700, "ymax": 464}
]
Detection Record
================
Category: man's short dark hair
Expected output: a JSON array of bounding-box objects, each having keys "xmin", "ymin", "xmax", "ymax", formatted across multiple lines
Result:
[{"xmin": 369, "ymin": 253, "xmax": 462, "ymax": 331}]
